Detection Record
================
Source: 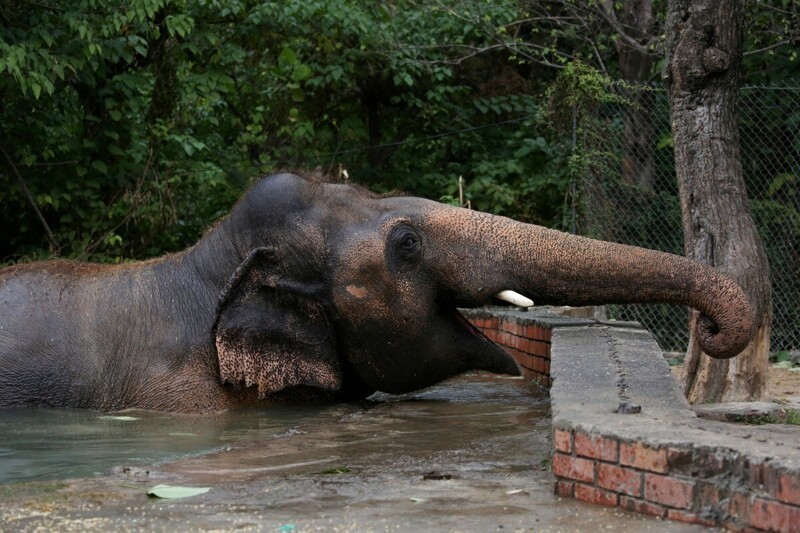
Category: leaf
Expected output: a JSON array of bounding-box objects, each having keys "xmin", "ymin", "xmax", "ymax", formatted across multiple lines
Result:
[
  {"xmin": 292, "ymin": 64, "xmax": 312, "ymax": 82},
  {"xmin": 409, "ymin": 497, "xmax": 427, "ymax": 503},
  {"xmin": 98, "ymin": 415, "xmax": 140, "ymax": 421},
  {"xmin": 279, "ymin": 47, "xmax": 298, "ymax": 67},
  {"xmin": 91, "ymin": 160, "xmax": 108, "ymax": 174},
  {"xmin": 146, "ymin": 484, "xmax": 210, "ymax": 499}
]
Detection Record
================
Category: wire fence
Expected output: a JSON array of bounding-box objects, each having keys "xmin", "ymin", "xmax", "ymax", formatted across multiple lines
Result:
[{"xmin": 573, "ymin": 82, "xmax": 800, "ymax": 354}]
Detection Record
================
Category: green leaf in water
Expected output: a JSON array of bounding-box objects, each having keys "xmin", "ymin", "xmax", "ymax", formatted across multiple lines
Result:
[
  {"xmin": 98, "ymin": 415, "xmax": 140, "ymax": 421},
  {"xmin": 147, "ymin": 484, "xmax": 210, "ymax": 499}
]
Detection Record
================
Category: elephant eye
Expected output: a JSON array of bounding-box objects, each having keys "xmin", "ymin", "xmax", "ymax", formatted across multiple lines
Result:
[
  {"xmin": 391, "ymin": 226, "xmax": 422, "ymax": 262},
  {"xmin": 400, "ymin": 234, "xmax": 418, "ymax": 250}
]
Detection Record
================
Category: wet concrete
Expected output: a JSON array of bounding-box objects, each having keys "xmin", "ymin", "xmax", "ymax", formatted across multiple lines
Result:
[{"xmin": 0, "ymin": 374, "xmax": 706, "ymax": 531}]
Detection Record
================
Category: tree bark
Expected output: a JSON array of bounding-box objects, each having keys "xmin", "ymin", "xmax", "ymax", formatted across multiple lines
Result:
[{"xmin": 665, "ymin": 0, "xmax": 771, "ymax": 402}]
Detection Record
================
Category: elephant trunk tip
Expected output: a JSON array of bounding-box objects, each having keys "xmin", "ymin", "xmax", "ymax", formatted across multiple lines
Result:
[{"xmin": 695, "ymin": 304, "xmax": 756, "ymax": 360}]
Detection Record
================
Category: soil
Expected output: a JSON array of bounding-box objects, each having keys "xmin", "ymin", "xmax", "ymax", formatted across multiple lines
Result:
[
  {"xmin": 768, "ymin": 366, "xmax": 800, "ymax": 402},
  {"xmin": 670, "ymin": 364, "xmax": 800, "ymax": 403}
]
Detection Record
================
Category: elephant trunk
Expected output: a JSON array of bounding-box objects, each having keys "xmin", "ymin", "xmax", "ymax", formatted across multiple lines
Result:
[{"xmin": 423, "ymin": 208, "xmax": 755, "ymax": 359}]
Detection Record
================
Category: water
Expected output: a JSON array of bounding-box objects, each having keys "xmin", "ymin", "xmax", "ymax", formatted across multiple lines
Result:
[
  {"xmin": 1, "ymin": 375, "xmax": 705, "ymax": 531},
  {"xmin": 0, "ymin": 402, "xmax": 346, "ymax": 483},
  {"xmin": 0, "ymin": 375, "xmax": 542, "ymax": 484}
]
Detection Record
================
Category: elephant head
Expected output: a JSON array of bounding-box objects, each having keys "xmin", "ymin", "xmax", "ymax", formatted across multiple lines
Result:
[{"xmin": 212, "ymin": 173, "xmax": 754, "ymax": 400}]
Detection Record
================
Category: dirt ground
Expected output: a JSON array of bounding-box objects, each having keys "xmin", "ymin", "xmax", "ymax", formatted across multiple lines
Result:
[{"xmin": 670, "ymin": 364, "xmax": 800, "ymax": 403}]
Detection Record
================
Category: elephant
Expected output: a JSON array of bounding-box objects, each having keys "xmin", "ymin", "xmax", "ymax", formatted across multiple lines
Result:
[{"xmin": 0, "ymin": 172, "xmax": 754, "ymax": 412}]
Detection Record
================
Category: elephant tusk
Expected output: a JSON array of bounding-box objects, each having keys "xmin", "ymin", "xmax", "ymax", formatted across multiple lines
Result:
[{"xmin": 494, "ymin": 290, "xmax": 534, "ymax": 308}]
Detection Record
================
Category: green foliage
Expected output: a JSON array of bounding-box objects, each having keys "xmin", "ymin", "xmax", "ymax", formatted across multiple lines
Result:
[
  {"xmin": 743, "ymin": 1, "xmax": 800, "ymax": 84},
  {"xmin": 0, "ymin": 0, "xmax": 240, "ymax": 261},
  {"xmin": 0, "ymin": 0, "xmax": 575, "ymax": 262},
  {"xmin": 1, "ymin": 1, "xmax": 795, "ymax": 266}
]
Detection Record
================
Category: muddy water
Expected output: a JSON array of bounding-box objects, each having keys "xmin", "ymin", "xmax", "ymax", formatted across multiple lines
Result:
[
  {"xmin": 0, "ymin": 374, "xmax": 705, "ymax": 531},
  {"xmin": 0, "ymin": 403, "xmax": 335, "ymax": 483}
]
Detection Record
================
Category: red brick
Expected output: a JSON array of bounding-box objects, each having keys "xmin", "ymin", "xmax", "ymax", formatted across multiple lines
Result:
[
  {"xmin": 516, "ymin": 353, "xmax": 535, "ymax": 371},
  {"xmin": 555, "ymin": 481, "xmax": 575, "ymax": 498},
  {"xmin": 502, "ymin": 332, "xmax": 513, "ymax": 347},
  {"xmin": 696, "ymin": 482, "xmax": 720, "ymax": 509},
  {"xmin": 667, "ymin": 509, "xmax": 718, "ymax": 528},
  {"xmin": 516, "ymin": 334, "xmax": 527, "ymax": 350},
  {"xmin": 539, "ymin": 326, "xmax": 550, "ymax": 340},
  {"xmin": 506, "ymin": 333, "xmax": 517, "ymax": 349},
  {"xmin": 469, "ymin": 318, "xmax": 485, "ymax": 329},
  {"xmin": 619, "ymin": 496, "xmax": 667, "ymax": 518},
  {"xmin": 554, "ymin": 429, "xmax": 572, "ymax": 453},
  {"xmin": 495, "ymin": 331, "xmax": 506, "ymax": 346},
  {"xmin": 515, "ymin": 348, "xmax": 527, "ymax": 362},
  {"xmin": 728, "ymin": 491, "xmax": 752, "ymax": 525},
  {"xmin": 644, "ymin": 474, "xmax": 694, "ymax": 510},
  {"xmin": 532, "ymin": 342, "xmax": 548, "ymax": 357},
  {"xmin": 518, "ymin": 338, "xmax": 532, "ymax": 354},
  {"xmin": 575, "ymin": 432, "xmax": 619, "ymax": 463},
  {"xmin": 531, "ymin": 339, "xmax": 543, "ymax": 355},
  {"xmin": 552, "ymin": 453, "xmax": 595, "ymax": 483},
  {"xmin": 666, "ymin": 447, "xmax": 693, "ymax": 473},
  {"xmin": 575, "ymin": 483, "xmax": 618, "ymax": 507},
  {"xmin": 523, "ymin": 324, "xmax": 538, "ymax": 339},
  {"xmin": 501, "ymin": 332, "xmax": 512, "ymax": 346},
  {"xmin": 543, "ymin": 359, "xmax": 550, "ymax": 375},
  {"xmin": 750, "ymin": 497, "xmax": 800, "ymax": 532},
  {"xmin": 597, "ymin": 463, "xmax": 642, "ymax": 497},
  {"xmin": 776, "ymin": 472, "xmax": 800, "ymax": 506},
  {"xmin": 620, "ymin": 442, "xmax": 669, "ymax": 473}
]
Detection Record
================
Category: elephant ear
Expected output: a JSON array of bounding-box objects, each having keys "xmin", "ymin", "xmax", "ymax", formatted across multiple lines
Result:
[{"xmin": 213, "ymin": 248, "xmax": 341, "ymax": 398}]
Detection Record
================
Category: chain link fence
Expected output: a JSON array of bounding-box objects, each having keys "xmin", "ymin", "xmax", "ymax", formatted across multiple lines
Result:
[{"xmin": 573, "ymin": 82, "xmax": 800, "ymax": 354}]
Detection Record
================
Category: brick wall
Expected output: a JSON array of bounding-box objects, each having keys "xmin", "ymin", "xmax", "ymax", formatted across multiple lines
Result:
[
  {"xmin": 552, "ymin": 429, "xmax": 800, "ymax": 530},
  {"xmin": 462, "ymin": 307, "xmax": 800, "ymax": 532},
  {"xmin": 466, "ymin": 314, "xmax": 551, "ymax": 387}
]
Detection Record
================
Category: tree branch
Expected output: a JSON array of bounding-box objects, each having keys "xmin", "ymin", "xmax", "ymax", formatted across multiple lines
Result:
[
  {"xmin": 744, "ymin": 39, "xmax": 794, "ymax": 56},
  {"xmin": 0, "ymin": 144, "xmax": 60, "ymax": 255}
]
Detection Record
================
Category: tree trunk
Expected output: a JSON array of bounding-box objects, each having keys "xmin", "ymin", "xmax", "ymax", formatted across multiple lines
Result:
[{"xmin": 665, "ymin": 0, "xmax": 771, "ymax": 402}]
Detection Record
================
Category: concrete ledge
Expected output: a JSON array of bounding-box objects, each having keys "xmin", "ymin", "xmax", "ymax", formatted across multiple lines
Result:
[{"xmin": 463, "ymin": 307, "xmax": 800, "ymax": 532}]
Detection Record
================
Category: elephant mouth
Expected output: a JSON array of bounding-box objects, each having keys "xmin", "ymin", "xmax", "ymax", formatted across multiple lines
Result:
[{"xmin": 450, "ymin": 307, "xmax": 521, "ymax": 377}]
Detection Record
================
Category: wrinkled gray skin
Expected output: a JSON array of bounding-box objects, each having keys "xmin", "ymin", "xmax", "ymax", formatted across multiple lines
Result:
[{"xmin": 0, "ymin": 173, "xmax": 754, "ymax": 412}]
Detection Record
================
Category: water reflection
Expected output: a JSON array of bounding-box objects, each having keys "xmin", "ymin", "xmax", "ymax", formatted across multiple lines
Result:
[
  {"xmin": 0, "ymin": 403, "xmax": 345, "ymax": 483},
  {"xmin": 0, "ymin": 374, "xmax": 547, "ymax": 484}
]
